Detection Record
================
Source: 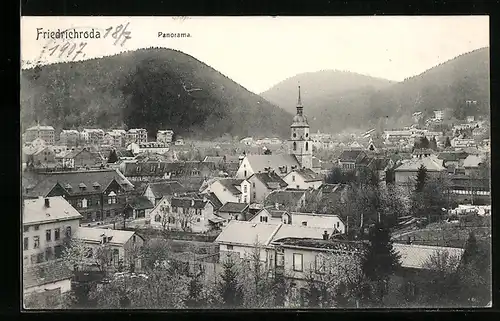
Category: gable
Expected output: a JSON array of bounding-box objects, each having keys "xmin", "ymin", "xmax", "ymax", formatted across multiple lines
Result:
[
  {"xmin": 105, "ymin": 179, "xmax": 123, "ymax": 193},
  {"xmin": 46, "ymin": 183, "xmax": 69, "ymax": 198}
]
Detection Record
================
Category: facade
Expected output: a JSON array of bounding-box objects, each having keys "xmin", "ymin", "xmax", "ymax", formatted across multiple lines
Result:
[
  {"xmin": 451, "ymin": 138, "xmax": 477, "ymax": 149},
  {"xmin": 201, "ymin": 178, "xmax": 251, "ymax": 204},
  {"xmin": 26, "ymin": 169, "xmax": 135, "ymax": 223},
  {"xmin": 283, "ymin": 168, "xmax": 323, "ymax": 190},
  {"xmin": 138, "ymin": 142, "xmax": 169, "ymax": 154},
  {"xmin": 23, "ymin": 146, "xmax": 57, "ymax": 168},
  {"xmin": 142, "ymin": 181, "xmax": 186, "ymax": 206},
  {"xmin": 124, "ymin": 196, "xmax": 154, "ymax": 219},
  {"xmin": 24, "ymin": 125, "xmax": 55, "ymax": 145},
  {"xmin": 394, "ymin": 156, "xmax": 446, "ymax": 186},
  {"xmin": 81, "ymin": 129, "xmax": 105, "ymax": 145},
  {"xmin": 247, "ymin": 171, "xmax": 288, "ymax": 203},
  {"xmin": 289, "ymin": 86, "xmax": 313, "ymax": 169},
  {"xmin": 157, "ymin": 130, "xmax": 174, "ymax": 144},
  {"xmin": 59, "ymin": 129, "xmax": 80, "ymax": 146},
  {"xmin": 73, "ymin": 227, "xmax": 145, "ymax": 270},
  {"xmin": 249, "ymin": 208, "xmax": 289, "ymax": 224},
  {"xmin": 281, "ymin": 212, "xmax": 345, "ymax": 233},
  {"xmin": 126, "ymin": 129, "xmax": 148, "ymax": 144},
  {"xmin": 236, "ymin": 154, "xmax": 301, "ymax": 180},
  {"xmin": 338, "ymin": 150, "xmax": 367, "ymax": 171},
  {"xmin": 433, "ymin": 110, "xmax": 444, "ymax": 120},
  {"xmin": 217, "ymin": 202, "xmax": 250, "ymax": 221},
  {"xmin": 23, "ymin": 196, "xmax": 83, "ymax": 267},
  {"xmin": 61, "ymin": 148, "xmax": 103, "ymax": 169}
]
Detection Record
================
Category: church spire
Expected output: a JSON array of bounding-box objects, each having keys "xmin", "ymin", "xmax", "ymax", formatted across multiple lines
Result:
[{"xmin": 296, "ymin": 85, "xmax": 303, "ymax": 115}]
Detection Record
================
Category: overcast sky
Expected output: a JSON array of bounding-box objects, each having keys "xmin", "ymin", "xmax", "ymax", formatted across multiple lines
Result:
[{"xmin": 21, "ymin": 16, "xmax": 489, "ymax": 93}]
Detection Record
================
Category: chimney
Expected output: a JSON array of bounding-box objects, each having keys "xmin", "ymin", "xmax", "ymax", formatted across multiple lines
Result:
[
  {"xmin": 323, "ymin": 231, "xmax": 329, "ymax": 240},
  {"xmin": 44, "ymin": 198, "xmax": 50, "ymax": 208}
]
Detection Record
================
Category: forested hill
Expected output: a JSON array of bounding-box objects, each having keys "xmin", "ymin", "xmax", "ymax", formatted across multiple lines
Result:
[
  {"xmin": 21, "ymin": 48, "xmax": 292, "ymax": 140},
  {"xmin": 261, "ymin": 47, "xmax": 490, "ymax": 133}
]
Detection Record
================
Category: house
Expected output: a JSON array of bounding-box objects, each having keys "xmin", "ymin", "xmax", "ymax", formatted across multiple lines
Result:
[
  {"xmin": 433, "ymin": 110, "xmax": 444, "ymax": 120},
  {"xmin": 437, "ymin": 151, "xmax": 469, "ymax": 168},
  {"xmin": 264, "ymin": 190, "xmax": 307, "ymax": 212},
  {"xmin": 412, "ymin": 148, "xmax": 435, "ymax": 159},
  {"xmin": 23, "ymin": 196, "xmax": 83, "ymax": 267},
  {"xmin": 463, "ymin": 154, "xmax": 486, "ymax": 176},
  {"xmin": 236, "ymin": 154, "xmax": 301, "ymax": 179},
  {"xmin": 217, "ymin": 202, "xmax": 250, "ymax": 221},
  {"xmin": 338, "ymin": 150, "xmax": 367, "ymax": 171},
  {"xmin": 126, "ymin": 128, "xmax": 148, "ymax": 144},
  {"xmin": 249, "ymin": 208, "xmax": 289, "ymax": 224},
  {"xmin": 142, "ymin": 181, "xmax": 186, "ymax": 206},
  {"xmin": 200, "ymin": 178, "xmax": 251, "ymax": 204},
  {"xmin": 247, "ymin": 171, "xmax": 288, "ymax": 203},
  {"xmin": 149, "ymin": 196, "xmax": 220, "ymax": 232},
  {"xmin": 25, "ymin": 169, "xmax": 135, "ymax": 223},
  {"xmin": 81, "ymin": 129, "xmax": 105, "ymax": 145},
  {"xmin": 61, "ymin": 147, "xmax": 103, "ymax": 169},
  {"xmin": 23, "ymin": 145, "xmax": 57, "ymax": 168},
  {"xmin": 138, "ymin": 142, "xmax": 169, "ymax": 154},
  {"xmin": 448, "ymin": 175, "xmax": 490, "ymax": 205},
  {"xmin": 103, "ymin": 131, "xmax": 126, "ymax": 148},
  {"xmin": 73, "ymin": 227, "xmax": 145, "ymax": 271},
  {"xmin": 59, "ymin": 129, "xmax": 80, "ymax": 146},
  {"xmin": 302, "ymin": 184, "xmax": 349, "ymax": 213},
  {"xmin": 451, "ymin": 138, "xmax": 476, "ymax": 149},
  {"xmin": 124, "ymin": 196, "xmax": 154, "ymax": 220},
  {"xmin": 393, "ymin": 156, "xmax": 446, "ymax": 186},
  {"xmin": 281, "ymin": 212, "xmax": 345, "ymax": 233},
  {"xmin": 157, "ymin": 129, "xmax": 174, "ymax": 144},
  {"xmin": 283, "ymin": 168, "xmax": 323, "ymax": 190},
  {"xmin": 24, "ymin": 125, "xmax": 55, "ymax": 145},
  {"xmin": 23, "ymin": 259, "xmax": 73, "ymax": 309}
]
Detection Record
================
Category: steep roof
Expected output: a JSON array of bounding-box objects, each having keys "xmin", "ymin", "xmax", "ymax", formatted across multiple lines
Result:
[
  {"xmin": 218, "ymin": 202, "xmax": 249, "ymax": 213},
  {"xmin": 214, "ymin": 221, "xmax": 281, "ymax": 247},
  {"xmin": 171, "ymin": 197, "xmax": 210, "ymax": 209},
  {"xmin": 126, "ymin": 196, "xmax": 154, "ymax": 210},
  {"xmin": 245, "ymin": 154, "xmax": 300, "ymax": 174},
  {"xmin": 23, "ymin": 259, "xmax": 73, "ymax": 289},
  {"xmin": 251, "ymin": 172, "xmax": 288, "ymax": 189},
  {"xmin": 462, "ymin": 155, "xmax": 485, "ymax": 168},
  {"xmin": 339, "ymin": 150, "xmax": 365, "ymax": 162},
  {"xmin": 74, "ymin": 227, "xmax": 139, "ymax": 245},
  {"xmin": 204, "ymin": 192, "xmax": 223, "ymax": 211},
  {"xmin": 147, "ymin": 181, "xmax": 186, "ymax": 198},
  {"xmin": 264, "ymin": 190, "xmax": 306, "ymax": 208},
  {"xmin": 393, "ymin": 243, "xmax": 465, "ymax": 270},
  {"xmin": 293, "ymin": 168, "xmax": 323, "ymax": 182},
  {"xmin": 394, "ymin": 156, "xmax": 446, "ymax": 172},
  {"xmin": 23, "ymin": 196, "xmax": 83, "ymax": 225},
  {"xmin": 26, "ymin": 169, "xmax": 134, "ymax": 197},
  {"xmin": 438, "ymin": 151, "xmax": 469, "ymax": 161},
  {"xmin": 218, "ymin": 178, "xmax": 245, "ymax": 195}
]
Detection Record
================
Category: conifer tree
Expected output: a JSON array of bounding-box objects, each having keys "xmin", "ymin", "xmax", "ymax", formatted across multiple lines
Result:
[
  {"xmin": 107, "ymin": 149, "xmax": 119, "ymax": 163},
  {"xmin": 218, "ymin": 259, "xmax": 243, "ymax": 308},
  {"xmin": 415, "ymin": 165, "xmax": 427, "ymax": 193},
  {"xmin": 185, "ymin": 274, "xmax": 205, "ymax": 308},
  {"xmin": 445, "ymin": 136, "xmax": 452, "ymax": 148}
]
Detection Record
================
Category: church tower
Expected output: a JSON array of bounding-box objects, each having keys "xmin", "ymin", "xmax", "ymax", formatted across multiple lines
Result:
[{"xmin": 289, "ymin": 86, "xmax": 312, "ymax": 169}]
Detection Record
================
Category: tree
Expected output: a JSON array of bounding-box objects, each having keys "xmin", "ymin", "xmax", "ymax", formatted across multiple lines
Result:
[
  {"xmin": 415, "ymin": 165, "xmax": 427, "ymax": 193},
  {"xmin": 429, "ymin": 136, "xmax": 438, "ymax": 150},
  {"xmin": 185, "ymin": 274, "xmax": 206, "ymax": 308},
  {"xmin": 107, "ymin": 149, "xmax": 119, "ymax": 163},
  {"xmin": 361, "ymin": 222, "xmax": 401, "ymax": 306},
  {"xmin": 445, "ymin": 136, "xmax": 452, "ymax": 148},
  {"xmin": 218, "ymin": 258, "xmax": 244, "ymax": 308}
]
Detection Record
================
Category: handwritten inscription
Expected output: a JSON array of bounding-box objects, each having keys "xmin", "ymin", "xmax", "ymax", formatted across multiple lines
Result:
[{"xmin": 34, "ymin": 23, "xmax": 132, "ymax": 65}]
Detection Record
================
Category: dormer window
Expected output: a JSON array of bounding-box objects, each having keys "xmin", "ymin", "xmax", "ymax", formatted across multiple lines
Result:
[
  {"xmin": 93, "ymin": 182, "xmax": 101, "ymax": 190},
  {"xmin": 79, "ymin": 183, "xmax": 87, "ymax": 191}
]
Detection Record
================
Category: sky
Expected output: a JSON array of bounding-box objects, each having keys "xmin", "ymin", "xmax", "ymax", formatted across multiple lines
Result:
[{"xmin": 21, "ymin": 16, "xmax": 489, "ymax": 94}]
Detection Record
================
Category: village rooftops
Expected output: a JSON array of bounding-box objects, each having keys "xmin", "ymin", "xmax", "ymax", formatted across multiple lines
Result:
[
  {"xmin": 392, "ymin": 243, "xmax": 465, "ymax": 270},
  {"xmin": 264, "ymin": 190, "xmax": 306, "ymax": 207},
  {"xmin": 393, "ymin": 156, "xmax": 445, "ymax": 172},
  {"xmin": 23, "ymin": 196, "xmax": 83, "ymax": 226},
  {"xmin": 171, "ymin": 197, "xmax": 211, "ymax": 209},
  {"xmin": 215, "ymin": 221, "xmax": 282, "ymax": 247},
  {"xmin": 338, "ymin": 150, "xmax": 365, "ymax": 162},
  {"xmin": 318, "ymin": 183, "xmax": 346, "ymax": 194},
  {"xmin": 74, "ymin": 227, "xmax": 142, "ymax": 246},
  {"xmin": 292, "ymin": 168, "xmax": 323, "ymax": 182},
  {"xmin": 271, "ymin": 237, "xmax": 367, "ymax": 253},
  {"xmin": 126, "ymin": 196, "xmax": 154, "ymax": 210},
  {"xmin": 203, "ymin": 192, "xmax": 223, "ymax": 211},
  {"xmin": 250, "ymin": 172, "xmax": 288, "ymax": 189},
  {"xmin": 245, "ymin": 154, "xmax": 301, "ymax": 174},
  {"xmin": 217, "ymin": 178, "xmax": 246, "ymax": 195},
  {"xmin": 23, "ymin": 259, "xmax": 73, "ymax": 289},
  {"xmin": 147, "ymin": 181, "xmax": 186, "ymax": 198},
  {"xmin": 218, "ymin": 202, "xmax": 249, "ymax": 213}
]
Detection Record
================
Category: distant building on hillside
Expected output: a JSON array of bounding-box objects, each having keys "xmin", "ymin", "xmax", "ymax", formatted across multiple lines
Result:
[
  {"xmin": 157, "ymin": 130, "xmax": 174, "ymax": 144},
  {"xmin": 24, "ymin": 125, "xmax": 55, "ymax": 145},
  {"xmin": 126, "ymin": 129, "xmax": 148, "ymax": 145}
]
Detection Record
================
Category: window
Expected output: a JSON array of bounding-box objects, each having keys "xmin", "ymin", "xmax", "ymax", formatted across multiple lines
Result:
[
  {"xmin": 302, "ymin": 221, "xmax": 307, "ymax": 226},
  {"xmin": 276, "ymin": 252, "xmax": 284, "ymax": 267},
  {"xmin": 244, "ymin": 185, "xmax": 247, "ymax": 193},
  {"xmin": 54, "ymin": 228, "xmax": 60, "ymax": 241},
  {"xmin": 77, "ymin": 199, "xmax": 82, "ymax": 208},
  {"xmin": 293, "ymin": 253, "xmax": 303, "ymax": 271},
  {"xmin": 293, "ymin": 133, "xmax": 297, "ymax": 138},
  {"xmin": 243, "ymin": 171, "xmax": 247, "ymax": 177},
  {"xmin": 292, "ymin": 175, "xmax": 295, "ymax": 182},
  {"xmin": 297, "ymin": 185, "xmax": 300, "ymax": 189},
  {"xmin": 88, "ymin": 199, "xmax": 92, "ymax": 207},
  {"xmin": 337, "ymin": 222, "xmax": 340, "ymax": 228},
  {"xmin": 196, "ymin": 218, "xmax": 201, "ymax": 222},
  {"xmin": 253, "ymin": 192, "xmax": 256, "ymax": 199},
  {"xmin": 244, "ymin": 196, "xmax": 247, "ymax": 203},
  {"xmin": 23, "ymin": 226, "xmax": 29, "ymax": 233},
  {"xmin": 155, "ymin": 214, "xmax": 161, "ymax": 222},
  {"xmin": 66, "ymin": 226, "xmax": 72, "ymax": 238},
  {"xmin": 34, "ymin": 225, "xmax": 39, "ymax": 231},
  {"xmin": 33, "ymin": 236, "xmax": 40, "ymax": 249},
  {"xmin": 96, "ymin": 211, "xmax": 101, "ymax": 220},
  {"xmin": 227, "ymin": 245, "xmax": 233, "ymax": 250},
  {"xmin": 108, "ymin": 197, "xmax": 112, "ymax": 205},
  {"xmin": 46, "ymin": 229, "xmax": 51, "ymax": 242},
  {"xmin": 106, "ymin": 210, "xmax": 111, "ymax": 217},
  {"xmin": 315, "ymin": 254, "xmax": 325, "ymax": 274},
  {"xmin": 293, "ymin": 142, "xmax": 297, "ymax": 151},
  {"xmin": 260, "ymin": 216, "xmax": 268, "ymax": 223},
  {"xmin": 23, "ymin": 237, "xmax": 29, "ymax": 251},
  {"xmin": 36, "ymin": 253, "xmax": 44, "ymax": 264},
  {"xmin": 172, "ymin": 206, "xmax": 177, "ymax": 213}
]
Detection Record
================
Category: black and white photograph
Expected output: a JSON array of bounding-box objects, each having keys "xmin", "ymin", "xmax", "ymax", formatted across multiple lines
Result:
[{"xmin": 20, "ymin": 16, "xmax": 491, "ymax": 309}]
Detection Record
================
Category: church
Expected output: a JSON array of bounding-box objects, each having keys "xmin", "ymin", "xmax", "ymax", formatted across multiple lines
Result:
[{"xmin": 235, "ymin": 86, "xmax": 318, "ymax": 179}]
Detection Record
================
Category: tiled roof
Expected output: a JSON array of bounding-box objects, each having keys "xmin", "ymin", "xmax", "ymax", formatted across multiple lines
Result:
[
  {"xmin": 264, "ymin": 190, "xmax": 306, "ymax": 208},
  {"xmin": 393, "ymin": 243, "xmax": 465, "ymax": 270},
  {"xmin": 294, "ymin": 168, "xmax": 323, "ymax": 182},
  {"xmin": 272, "ymin": 225, "xmax": 336, "ymax": 242},
  {"xmin": 438, "ymin": 151, "xmax": 469, "ymax": 161},
  {"xmin": 148, "ymin": 181, "xmax": 186, "ymax": 198},
  {"xmin": 251, "ymin": 172, "xmax": 288, "ymax": 189},
  {"xmin": 127, "ymin": 196, "xmax": 154, "ymax": 210},
  {"xmin": 218, "ymin": 178, "xmax": 245, "ymax": 195},
  {"xmin": 214, "ymin": 221, "xmax": 281, "ymax": 246},
  {"xmin": 74, "ymin": 227, "xmax": 139, "ymax": 245},
  {"xmin": 26, "ymin": 169, "xmax": 134, "ymax": 197},
  {"xmin": 393, "ymin": 156, "xmax": 445, "ymax": 172},
  {"xmin": 339, "ymin": 150, "xmax": 365, "ymax": 162},
  {"xmin": 171, "ymin": 197, "xmax": 210, "ymax": 209},
  {"xmin": 23, "ymin": 259, "xmax": 73, "ymax": 289},
  {"xmin": 204, "ymin": 192, "xmax": 223, "ymax": 211},
  {"xmin": 268, "ymin": 209, "xmax": 288, "ymax": 218},
  {"xmin": 245, "ymin": 154, "xmax": 300, "ymax": 174},
  {"xmin": 23, "ymin": 196, "xmax": 83, "ymax": 225},
  {"xmin": 272, "ymin": 237, "xmax": 367, "ymax": 253},
  {"xmin": 218, "ymin": 202, "xmax": 249, "ymax": 213},
  {"xmin": 463, "ymin": 155, "xmax": 485, "ymax": 168}
]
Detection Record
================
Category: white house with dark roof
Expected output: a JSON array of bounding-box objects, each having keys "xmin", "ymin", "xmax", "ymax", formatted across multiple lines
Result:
[
  {"xmin": 264, "ymin": 190, "xmax": 308, "ymax": 212},
  {"xmin": 23, "ymin": 196, "xmax": 83, "ymax": 267},
  {"xmin": 247, "ymin": 171, "xmax": 289, "ymax": 203},
  {"xmin": 393, "ymin": 156, "xmax": 446, "ymax": 186},
  {"xmin": 283, "ymin": 168, "xmax": 323, "ymax": 190},
  {"xmin": 142, "ymin": 181, "xmax": 186, "ymax": 206},
  {"xmin": 236, "ymin": 154, "xmax": 301, "ymax": 179},
  {"xmin": 249, "ymin": 208, "xmax": 289, "ymax": 224},
  {"xmin": 73, "ymin": 227, "xmax": 145, "ymax": 270},
  {"xmin": 217, "ymin": 202, "xmax": 250, "ymax": 221},
  {"xmin": 200, "ymin": 178, "xmax": 251, "ymax": 204}
]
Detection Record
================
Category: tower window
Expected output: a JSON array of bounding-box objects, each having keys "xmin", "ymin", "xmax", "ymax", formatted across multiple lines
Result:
[
  {"xmin": 306, "ymin": 133, "xmax": 309, "ymax": 138},
  {"xmin": 305, "ymin": 142, "xmax": 309, "ymax": 151},
  {"xmin": 293, "ymin": 133, "xmax": 297, "ymax": 138},
  {"xmin": 293, "ymin": 142, "xmax": 297, "ymax": 151}
]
